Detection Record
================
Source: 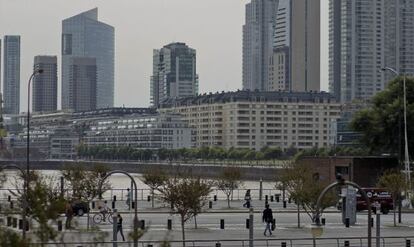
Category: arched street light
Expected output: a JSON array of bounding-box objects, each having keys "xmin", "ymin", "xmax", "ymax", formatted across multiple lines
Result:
[
  {"xmin": 99, "ymin": 170, "xmax": 139, "ymax": 247},
  {"xmin": 380, "ymin": 67, "xmax": 411, "ymax": 198},
  {"xmin": 313, "ymin": 175, "xmax": 372, "ymax": 247},
  {"xmin": 24, "ymin": 68, "xmax": 43, "ymax": 240}
]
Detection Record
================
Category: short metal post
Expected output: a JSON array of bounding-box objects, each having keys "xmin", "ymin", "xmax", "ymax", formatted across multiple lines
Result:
[
  {"xmin": 249, "ymin": 207, "xmax": 254, "ymax": 247},
  {"xmin": 112, "ymin": 209, "xmax": 118, "ymax": 247},
  {"xmin": 58, "ymin": 220, "xmax": 63, "ymax": 231},
  {"xmin": 209, "ymin": 201, "xmax": 212, "ymax": 209},
  {"xmin": 60, "ymin": 176, "xmax": 64, "ymax": 198},
  {"xmin": 147, "ymin": 195, "xmax": 151, "ymax": 202},
  {"xmin": 246, "ymin": 218, "xmax": 249, "ymax": 229},
  {"xmin": 321, "ymin": 218, "xmax": 326, "ymax": 225},
  {"xmin": 276, "ymin": 194, "xmax": 280, "ymax": 202},
  {"xmin": 215, "ymin": 243, "xmax": 221, "ymax": 247},
  {"xmin": 214, "ymin": 195, "xmax": 217, "ymax": 201},
  {"xmin": 345, "ymin": 218, "xmax": 350, "ymax": 228},
  {"xmin": 376, "ymin": 214, "xmax": 380, "ymax": 247},
  {"xmin": 113, "ymin": 195, "xmax": 116, "ymax": 202},
  {"xmin": 281, "ymin": 243, "xmax": 287, "ymax": 247},
  {"xmin": 220, "ymin": 219, "xmax": 224, "ymax": 229},
  {"xmin": 406, "ymin": 239, "xmax": 411, "ymax": 247},
  {"xmin": 259, "ymin": 179, "xmax": 263, "ymax": 201},
  {"xmin": 283, "ymin": 201, "xmax": 287, "ymax": 208},
  {"xmin": 112, "ymin": 201, "xmax": 116, "ymax": 209},
  {"xmin": 167, "ymin": 219, "xmax": 172, "ymax": 230},
  {"xmin": 140, "ymin": 220, "xmax": 145, "ymax": 230},
  {"xmin": 344, "ymin": 240, "xmax": 350, "ymax": 247},
  {"xmin": 270, "ymin": 195, "xmax": 274, "ymax": 202}
]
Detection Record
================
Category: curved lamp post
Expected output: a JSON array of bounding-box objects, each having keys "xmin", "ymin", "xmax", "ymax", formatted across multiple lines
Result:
[
  {"xmin": 313, "ymin": 175, "xmax": 372, "ymax": 247},
  {"xmin": 381, "ymin": 67, "xmax": 411, "ymax": 193},
  {"xmin": 25, "ymin": 68, "xmax": 43, "ymax": 239},
  {"xmin": 99, "ymin": 170, "xmax": 139, "ymax": 247}
]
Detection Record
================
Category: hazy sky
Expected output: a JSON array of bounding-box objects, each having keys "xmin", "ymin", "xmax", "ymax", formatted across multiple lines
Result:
[{"xmin": 0, "ymin": 0, "xmax": 329, "ymax": 111}]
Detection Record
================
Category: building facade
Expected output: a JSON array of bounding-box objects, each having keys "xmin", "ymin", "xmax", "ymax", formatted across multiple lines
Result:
[
  {"xmin": 33, "ymin": 56, "xmax": 58, "ymax": 113},
  {"xmin": 160, "ymin": 91, "xmax": 341, "ymax": 151},
  {"xmin": 243, "ymin": 0, "xmax": 320, "ymax": 93},
  {"xmin": 3, "ymin": 35, "xmax": 20, "ymax": 114},
  {"xmin": 329, "ymin": 0, "xmax": 414, "ymax": 103},
  {"xmin": 62, "ymin": 8, "xmax": 114, "ymax": 109},
  {"xmin": 150, "ymin": 42, "xmax": 198, "ymax": 108},
  {"xmin": 65, "ymin": 57, "xmax": 97, "ymax": 112}
]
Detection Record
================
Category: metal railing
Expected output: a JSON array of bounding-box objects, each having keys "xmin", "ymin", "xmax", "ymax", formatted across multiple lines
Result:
[{"xmin": 30, "ymin": 236, "xmax": 414, "ymax": 247}]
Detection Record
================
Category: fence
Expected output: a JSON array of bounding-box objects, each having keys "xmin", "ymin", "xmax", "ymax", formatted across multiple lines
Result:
[{"xmin": 30, "ymin": 236, "xmax": 414, "ymax": 247}]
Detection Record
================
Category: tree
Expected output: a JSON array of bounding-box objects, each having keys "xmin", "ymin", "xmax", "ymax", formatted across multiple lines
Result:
[
  {"xmin": 142, "ymin": 168, "xmax": 168, "ymax": 208},
  {"xmin": 351, "ymin": 77, "xmax": 414, "ymax": 156},
  {"xmin": 158, "ymin": 173, "xmax": 211, "ymax": 247},
  {"xmin": 377, "ymin": 170, "xmax": 408, "ymax": 226},
  {"xmin": 0, "ymin": 227, "xmax": 28, "ymax": 247},
  {"xmin": 8, "ymin": 171, "xmax": 66, "ymax": 245},
  {"xmin": 61, "ymin": 163, "xmax": 111, "ymax": 229},
  {"xmin": 216, "ymin": 166, "xmax": 243, "ymax": 208},
  {"xmin": 279, "ymin": 162, "xmax": 337, "ymax": 228}
]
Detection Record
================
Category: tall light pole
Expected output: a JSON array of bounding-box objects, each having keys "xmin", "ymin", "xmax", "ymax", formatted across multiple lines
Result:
[
  {"xmin": 381, "ymin": 67, "xmax": 411, "ymax": 194},
  {"xmin": 23, "ymin": 68, "xmax": 43, "ymax": 239}
]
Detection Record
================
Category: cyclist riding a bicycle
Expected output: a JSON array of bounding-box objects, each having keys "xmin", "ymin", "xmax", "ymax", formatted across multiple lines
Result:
[{"xmin": 97, "ymin": 200, "xmax": 110, "ymax": 222}]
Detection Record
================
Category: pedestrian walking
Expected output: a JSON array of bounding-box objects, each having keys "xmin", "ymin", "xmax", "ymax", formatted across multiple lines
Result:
[
  {"xmin": 125, "ymin": 188, "xmax": 131, "ymax": 208},
  {"xmin": 243, "ymin": 189, "xmax": 251, "ymax": 208},
  {"xmin": 262, "ymin": 204, "xmax": 274, "ymax": 236},
  {"xmin": 117, "ymin": 213, "xmax": 126, "ymax": 241},
  {"xmin": 65, "ymin": 202, "xmax": 73, "ymax": 229}
]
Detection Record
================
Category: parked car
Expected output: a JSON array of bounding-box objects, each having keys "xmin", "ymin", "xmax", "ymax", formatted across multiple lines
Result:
[
  {"xmin": 337, "ymin": 188, "xmax": 393, "ymax": 214},
  {"xmin": 71, "ymin": 201, "xmax": 89, "ymax": 216},
  {"xmin": 356, "ymin": 188, "xmax": 393, "ymax": 214}
]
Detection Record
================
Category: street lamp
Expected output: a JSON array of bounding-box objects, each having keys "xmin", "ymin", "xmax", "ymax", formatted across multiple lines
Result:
[
  {"xmin": 24, "ymin": 68, "xmax": 43, "ymax": 239},
  {"xmin": 380, "ymin": 67, "xmax": 411, "ymax": 194},
  {"xmin": 314, "ymin": 174, "xmax": 372, "ymax": 247},
  {"xmin": 99, "ymin": 170, "xmax": 139, "ymax": 247}
]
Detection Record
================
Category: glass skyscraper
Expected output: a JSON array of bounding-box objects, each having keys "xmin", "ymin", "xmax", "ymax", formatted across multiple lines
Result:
[
  {"xmin": 33, "ymin": 56, "xmax": 58, "ymax": 113},
  {"xmin": 62, "ymin": 8, "xmax": 114, "ymax": 110},
  {"xmin": 150, "ymin": 42, "xmax": 198, "ymax": 108},
  {"xmin": 3, "ymin": 35, "xmax": 21, "ymax": 114}
]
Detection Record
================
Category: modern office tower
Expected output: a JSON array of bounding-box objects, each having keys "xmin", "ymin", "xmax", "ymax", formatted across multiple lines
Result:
[
  {"xmin": 62, "ymin": 8, "xmax": 114, "ymax": 109},
  {"xmin": 32, "ymin": 56, "xmax": 58, "ymax": 113},
  {"xmin": 243, "ymin": 0, "xmax": 278, "ymax": 91},
  {"xmin": 150, "ymin": 42, "xmax": 198, "ymax": 107},
  {"xmin": 3, "ymin": 36, "xmax": 20, "ymax": 114},
  {"xmin": 329, "ymin": 0, "xmax": 414, "ymax": 103},
  {"xmin": 244, "ymin": 0, "xmax": 320, "ymax": 92},
  {"xmin": 64, "ymin": 57, "xmax": 97, "ymax": 112}
]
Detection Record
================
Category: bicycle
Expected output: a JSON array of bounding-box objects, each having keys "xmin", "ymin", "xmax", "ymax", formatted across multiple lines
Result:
[{"xmin": 93, "ymin": 210, "xmax": 114, "ymax": 224}]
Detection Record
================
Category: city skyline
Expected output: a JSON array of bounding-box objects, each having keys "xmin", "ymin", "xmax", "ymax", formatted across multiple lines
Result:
[{"xmin": 0, "ymin": 0, "xmax": 330, "ymax": 112}]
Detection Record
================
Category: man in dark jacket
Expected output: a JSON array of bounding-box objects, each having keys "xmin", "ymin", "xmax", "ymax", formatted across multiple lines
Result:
[{"xmin": 262, "ymin": 204, "xmax": 274, "ymax": 236}]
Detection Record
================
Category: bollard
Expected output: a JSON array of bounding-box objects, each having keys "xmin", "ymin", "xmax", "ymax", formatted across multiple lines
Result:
[
  {"xmin": 288, "ymin": 197, "xmax": 291, "ymax": 203},
  {"xmin": 147, "ymin": 195, "xmax": 151, "ymax": 202},
  {"xmin": 167, "ymin": 219, "xmax": 172, "ymax": 230},
  {"xmin": 276, "ymin": 195, "xmax": 280, "ymax": 202},
  {"xmin": 214, "ymin": 195, "xmax": 217, "ymax": 201},
  {"xmin": 344, "ymin": 240, "xmax": 350, "ymax": 247},
  {"xmin": 18, "ymin": 219, "xmax": 22, "ymax": 230},
  {"xmin": 113, "ymin": 195, "xmax": 116, "ymax": 202},
  {"xmin": 345, "ymin": 218, "xmax": 350, "ymax": 228},
  {"xmin": 321, "ymin": 218, "xmax": 326, "ymax": 225},
  {"xmin": 10, "ymin": 201, "xmax": 13, "ymax": 209},
  {"xmin": 12, "ymin": 218, "xmax": 17, "ymax": 228},
  {"xmin": 265, "ymin": 195, "xmax": 268, "ymax": 201},
  {"xmin": 112, "ymin": 201, "xmax": 116, "ymax": 209},
  {"xmin": 92, "ymin": 201, "xmax": 95, "ymax": 209},
  {"xmin": 7, "ymin": 217, "xmax": 11, "ymax": 227},
  {"xmin": 215, "ymin": 243, "xmax": 221, "ymax": 247},
  {"xmin": 170, "ymin": 202, "xmax": 174, "ymax": 209},
  {"xmin": 220, "ymin": 219, "xmax": 225, "ymax": 229},
  {"xmin": 60, "ymin": 176, "xmax": 64, "ymax": 198},
  {"xmin": 270, "ymin": 195, "xmax": 274, "ymax": 202},
  {"xmin": 112, "ymin": 210, "xmax": 118, "ymax": 246},
  {"xmin": 283, "ymin": 201, "xmax": 287, "ymax": 208},
  {"xmin": 249, "ymin": 207, "xmax": 254, "ymax": 247},
  {"xmin": 370, "ymin": 217, "xmax": 374, "ymax": 227},
  {"xmin": 58, "ymin": 220, "xmax": 63, "ymax": 231},
  {"xmin": 132, "ymin": 201, "xmax": 135, "ymax": 209},
  {"xmin": 148, "ymin": 245, "xmax": 153, "ymax": 247},
  {"xmin": 259, "ymin": 178, "xmax": 263, "ymax": 201},
  {"xmin": 140, "ymin": 220, "xmax": 145, "ymax": 230},
  {"xmin": 406, "ymin": 240, "xmax": 411, "ymax": 247},
  {"xmin": 281, "ymin": 243, "xmax": 287, "ymax": 247},
  {"xmin": 209, "ymin": 201, "xmax": 213, "ymax": 209},
  {"xmin": 246, "ymin": 219, "xmax": 249, "ymax": 229},
  {"xmin": 7, "ymin": 195, "xmax": 10, "ymax": 202}
]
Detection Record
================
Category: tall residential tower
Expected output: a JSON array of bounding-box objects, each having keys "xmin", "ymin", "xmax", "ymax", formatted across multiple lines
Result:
[
  {"xmin": 243, "ymin": 0, "xmax": 320, "ymax": 92},
  {"xmin": 3, "ymin": 36, "xmax": 20, "ymax": 114},
  {"xmin": 62, "ymin": 8, "xmax": 114, "ymax": 109},
  {"xmin": 33, "ymin": 56, "xmax": 58, "ymax": 113},
  {"xmin": 150, "ymin": 42, "xmax": 198, "ymax": 107},
  {"xmin": 329, "ymin": 0, "xmax": 414, "ymax": 103}
]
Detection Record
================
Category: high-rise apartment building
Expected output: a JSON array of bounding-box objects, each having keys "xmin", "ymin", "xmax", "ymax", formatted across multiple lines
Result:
[
  {"xmin": 150, "ymin": 42, "xmax": 198, "ymax": 107},
  {"xmin": 329, "ymin": 0, "xmax": 414, "ymax": 103},
  {"xmin": 62, "ymin": 8, "xmax": 114, "ymax": 109},
  {"xmin": 3, "ymin": 36, "xmax": 20, "ymax": 114},
  {"xmin": 33, "ymin": 56, "xmax": 58, "ymax": 113},
  {"xmin": 243, "ymin": 0, "xmax": 320, "ymax": 92},
  {"xmin": 64, "ymin": 57, "xmax": 97, "ymax": 112},
  {"xmin": 243, "ymin": 0, "xmax": 278, "ymax": 91}
]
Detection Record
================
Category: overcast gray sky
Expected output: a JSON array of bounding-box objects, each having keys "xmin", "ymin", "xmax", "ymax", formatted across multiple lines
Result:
[{"xmin": 0, "ymin": 0, "xmax": 329, "ymax": 111}]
